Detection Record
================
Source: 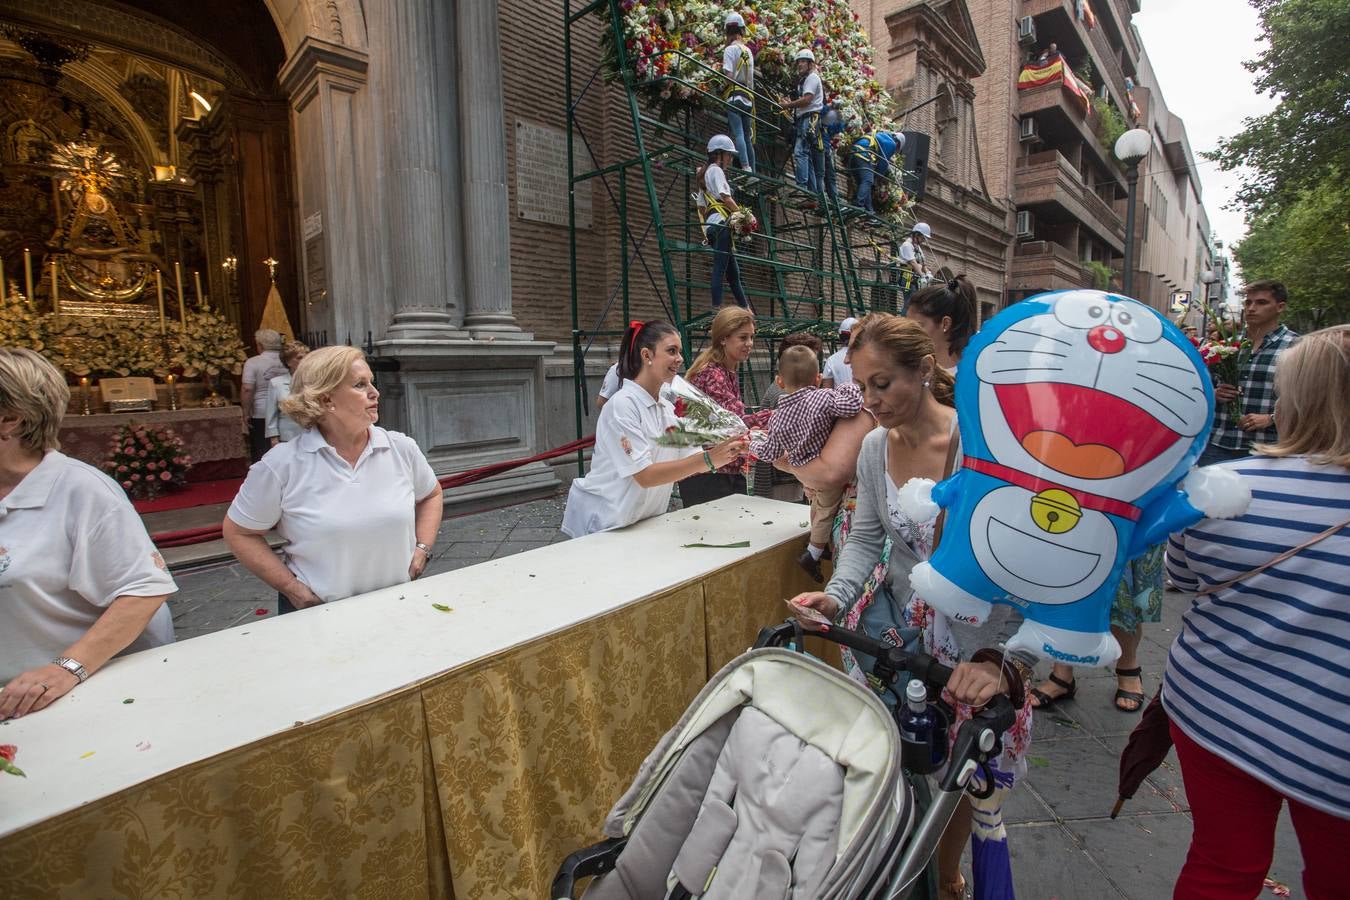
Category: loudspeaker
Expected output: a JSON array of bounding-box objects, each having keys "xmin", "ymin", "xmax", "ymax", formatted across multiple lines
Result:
[{"xmin": 899, "ymin": 130, "xmax": 930, "ymax": 203}]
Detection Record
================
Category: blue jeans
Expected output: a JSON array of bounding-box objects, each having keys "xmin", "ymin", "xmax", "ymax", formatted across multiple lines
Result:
[
  {"xmin": 853, "ymin": 157, "xmax": 877, "ymax": 211},
  {"xmin": 794, "ymin": 115, "xmax": 824, "ymax": 194},
  {"xmin": 706, "ymin": 222, "xmax": 749, "ymax": 308},
  {"xmin": 727, "ymin": 103, "xmax": 755, "ymax": 173}
]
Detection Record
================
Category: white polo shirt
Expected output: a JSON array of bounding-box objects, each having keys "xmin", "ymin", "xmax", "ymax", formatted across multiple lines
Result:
[
  {"xmin": 598, "ymin": 364, "xmax": 621, "ymax": 401},
  {"xmin": 242, "ymin": 351, "xmax": 288, "ymax": 418},
  {"xmin": 823, "ymin": 346, "xmax": 852, "ymax": 386},
  {"xmin": 0, "ymin": 451, "xmax": 177, "ymax": 682},
  {"xmin": 227, "ymin": 426, "xmax": 439, "ymax": 603},
  {"xmin": 562, "ymin": 380, "xmax": 697, "ymax": 538}
]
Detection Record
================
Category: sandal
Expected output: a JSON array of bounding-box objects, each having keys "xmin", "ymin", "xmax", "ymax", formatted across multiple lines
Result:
[
  {"xmin": 1114, "ymin": 667, "xmax": 1147, "ymax": 712},
  {"xmin": 1029, "ymin": 671, "xmax": 1077, "ymax": 709}
]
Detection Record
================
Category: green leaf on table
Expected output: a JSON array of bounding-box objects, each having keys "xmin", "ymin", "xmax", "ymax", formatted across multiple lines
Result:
[
  {"xmin": 431, "ymin": 603, "xmax": 454, "ymax": 613},
  {"xmin": 1027, "ymin": 755, "xmax": 1051, "ymax": 769},
  {"xmin": 682, "ymin": 540, "xmax": 751, "ymax": 549},
  {"xmin": 122, "ymin": 698, "xmax": 134, "ymax": 704},
  {"xmin": 0, "ymin": 759, "xmax": 26, "ymax": 778}
]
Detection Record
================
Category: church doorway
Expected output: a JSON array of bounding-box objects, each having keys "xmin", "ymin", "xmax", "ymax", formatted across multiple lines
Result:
[{"xmin": 0, "ymin": 0, "xmax": 299, "ymax": 350}]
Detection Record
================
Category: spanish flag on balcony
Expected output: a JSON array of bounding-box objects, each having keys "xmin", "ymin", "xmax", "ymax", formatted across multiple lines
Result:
[{"xmin": 1018, "ymin": 57, "xmax": 1092, "ymax": 116}]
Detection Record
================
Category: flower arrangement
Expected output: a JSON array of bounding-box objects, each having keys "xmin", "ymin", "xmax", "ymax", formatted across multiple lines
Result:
[
  {"xmin": 0, "ymin": 287, "xmax": 48, "ymax": 352},
  {"xmin": 727, "ymin": 207, "xmax": 759, "ymax": 242},
  {"xmin": 102, "ymin": 423, "xmax": 192, "ymax": 499},
  {"xmin": 169, "ymin": 309, "xmax": 247, "ymax": 377},
  {"xmin": 600, "ymin": 1, "xmax": 914, "ymax": 228},
  {"xmin": 1198, "ymin": 319, "xmax": 1249, "ymax": 421},
  {"xmin": 657, "ymin": 377, "xmax": 748, "ymax": 446},
  {"xmin": 45, "ymin": 315, "xmax": 168, "ymax": 378}
]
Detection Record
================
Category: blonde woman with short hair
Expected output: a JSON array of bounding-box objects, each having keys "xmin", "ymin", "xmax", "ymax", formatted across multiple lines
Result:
[
  {"xmin": 1164, "ymin": 325, "xmax": 1350, "ymax": 896},
  {"xmin": 224, "ymin": 346, "xmax": 444, "ymax": 612},
  {"xmin": 0, "ymin": 348, "xmax": 176, "ymax": 719}
]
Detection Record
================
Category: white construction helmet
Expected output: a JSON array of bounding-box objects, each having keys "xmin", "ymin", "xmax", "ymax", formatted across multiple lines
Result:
[
  {"xmin": 794, "ymin": 48, "xmax": 816, "ymax": 63},
  {"xmin": 725, "ymin": 11, "xmax": 745, "ymax": 28},
  {"xmin": 707, "ymin": 134, "xmax": 737, "ymax": 155},
  {"xmin": 912, "ymin": 222, "xmax": 932, "ymax": 238},
  {"xmin": 890, "ymin": 131, "xmax": 907, "ymax": 151}
]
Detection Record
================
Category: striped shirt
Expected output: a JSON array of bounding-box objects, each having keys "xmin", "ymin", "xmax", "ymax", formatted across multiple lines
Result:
[{"xmin": 1163, "ymin": 455, "xmax": 1350, "ymax": 819}]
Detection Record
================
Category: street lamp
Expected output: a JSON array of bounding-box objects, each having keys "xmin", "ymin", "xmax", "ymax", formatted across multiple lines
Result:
[
  {"xmin": 1114, "ymin": 128, "xmax": 1151, "ymax": 298},
  {"xmin": 1200, "ymin": 268, "xmax": 1217, "ymax": 334}
]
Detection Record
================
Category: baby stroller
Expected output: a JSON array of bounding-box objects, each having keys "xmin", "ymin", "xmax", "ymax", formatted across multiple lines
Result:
[{"xmin": 553, "ymin": 620, "xmax": 1016, "ymax": 899}]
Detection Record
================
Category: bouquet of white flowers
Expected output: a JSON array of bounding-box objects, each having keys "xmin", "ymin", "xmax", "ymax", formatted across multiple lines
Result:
[{"xmin": 656, "ymin": 377, "xmax": 748, "ymax": 447}]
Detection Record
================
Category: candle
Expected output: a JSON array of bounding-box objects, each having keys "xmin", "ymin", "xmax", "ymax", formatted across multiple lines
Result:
[
  {"xmin": 23, "ymin": 248, "xmax": 34, "ymax": 303},
  {"xmin": 1, "ymin": 255, "xmax": 6, "ymax": 300},
  {"xmin": 50, "ymin": 260, "xmax": 59, "ymax": 314},
  {"xmin": 155, "ymin": 269, "xmax": 166, "ymax": 335},
  {"xmin": 193, "ymin": 270, "xmax": 204, "ymax": 309},
  {"xmin": 174, "ymin": 262, "xmax": 187, "ymax": 332}
]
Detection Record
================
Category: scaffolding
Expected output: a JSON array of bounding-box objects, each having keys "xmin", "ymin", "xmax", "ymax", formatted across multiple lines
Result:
[{"xmin": 564, "ymin": 0, "xmax": 916, "ymax": 452}]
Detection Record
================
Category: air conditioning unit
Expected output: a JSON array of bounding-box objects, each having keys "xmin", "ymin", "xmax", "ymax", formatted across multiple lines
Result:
[
  {"xmin": 1017, "ymin": 16, "xmax": 1037, "ymax": 45},
  {"xmin": 1016, "ymin": 210, "xmax": 1036, "ymax": 238},
  {"xmin": 1018, "ymin": 117, "xmax": 1039, "ymax": 142}
]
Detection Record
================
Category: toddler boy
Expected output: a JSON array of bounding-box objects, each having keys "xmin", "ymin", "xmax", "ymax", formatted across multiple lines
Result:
[{"xmin": 750, "ymin": 345, "xmax": 863, "ymax": 581}]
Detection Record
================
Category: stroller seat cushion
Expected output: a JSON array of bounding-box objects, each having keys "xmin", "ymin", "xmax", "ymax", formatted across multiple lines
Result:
[{"xmin": 684, "ymin": 706, "xmax": 844, "ymax": 899}]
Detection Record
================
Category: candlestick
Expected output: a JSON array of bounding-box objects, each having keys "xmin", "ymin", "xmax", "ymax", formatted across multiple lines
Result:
[
  {"xmin": 23, "ymin": 248, "xmax": 34, "ymax": 304},
  {"xmin": 79, "ymin": 376, "xmax": 91, "ymax": 416},
  {"xmin": 167, "ymin": 373, "xmax": 178, "ymax": 411},
  {"xmin": 155, "ymin": 269, "xmax": 167, "ymax": 335},
  {"xmin": 1, "ymin": 255, "xmax": 6, "ymax": 301},
  {"xmin": 50, "ymin": 260, "xmax": 60, "ymax": 315},
  {"xmin": 193, "ymin": 270, "xmax": 205, "ymax": 310},
  {"xmin": 174, "ymin": 262, "xmax": 187, "ymax": 332}
]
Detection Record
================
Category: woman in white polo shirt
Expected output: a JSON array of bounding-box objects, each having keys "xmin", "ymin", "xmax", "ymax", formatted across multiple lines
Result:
[
  {"xmin": 562, "ymin": 321, "xmax": 747, "ymax": 538},
  {"xmin": 0, "ymin": 348, "xmax": 177, "ymax": 719},
  {"xmin": 223, "ymin": 346, "xmax": 443, "ymax": 612}
]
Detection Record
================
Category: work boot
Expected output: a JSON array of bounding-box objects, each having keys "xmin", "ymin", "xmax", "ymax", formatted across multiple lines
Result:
[{"xmin": 797, "ymin": 549, "xmax": 823, "ymax": 583}]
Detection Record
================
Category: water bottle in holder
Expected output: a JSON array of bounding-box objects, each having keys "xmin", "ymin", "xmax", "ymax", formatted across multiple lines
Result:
[{"xmin": 899, "ymin": 678, "xmax": 944, "ymax": 774}]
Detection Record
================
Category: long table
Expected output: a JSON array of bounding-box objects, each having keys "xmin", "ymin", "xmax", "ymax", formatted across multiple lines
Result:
[
  {"xmin": 57, "ymin": 406, "xmax": 248, "ymax": 481},
  {"xmin": 0, "ymin": 496, "xmax": 818, "ymax": 898}
]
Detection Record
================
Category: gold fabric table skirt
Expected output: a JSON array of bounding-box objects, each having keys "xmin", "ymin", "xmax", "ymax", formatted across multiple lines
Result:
[{"xmin": 0, "ymin": 541, "xmax": 820, "ymax": 898}]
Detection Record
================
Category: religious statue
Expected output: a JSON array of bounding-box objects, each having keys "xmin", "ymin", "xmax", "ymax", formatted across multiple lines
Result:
[{"xmin": 47, "ymin": 141, "xmax": 158, "ymax": 304}]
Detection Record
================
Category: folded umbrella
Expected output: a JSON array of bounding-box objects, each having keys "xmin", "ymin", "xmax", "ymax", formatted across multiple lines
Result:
[{"xmin": 1111, "ymin": 687, "xmax": 1172, "ymax": 818}]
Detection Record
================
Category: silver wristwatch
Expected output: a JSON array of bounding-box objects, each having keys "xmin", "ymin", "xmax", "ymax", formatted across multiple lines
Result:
[
  {"xmin": 415, "ymin": 541, "xmax": 433, "ymax": 555},
  {"xmin": 53, "ymin": 656, "xmax": 89, "ymax": 683}
]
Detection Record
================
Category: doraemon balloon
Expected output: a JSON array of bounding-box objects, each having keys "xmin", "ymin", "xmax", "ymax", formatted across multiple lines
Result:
[{"xmin": 905, "ymin": 290, "xmax": 1249, "ymax": 667}]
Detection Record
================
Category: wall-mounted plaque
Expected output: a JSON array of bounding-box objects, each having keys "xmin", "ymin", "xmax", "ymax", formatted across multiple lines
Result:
[{"xmin": 515, "ymin": 119, "xmax": 592, "ymax": 229}]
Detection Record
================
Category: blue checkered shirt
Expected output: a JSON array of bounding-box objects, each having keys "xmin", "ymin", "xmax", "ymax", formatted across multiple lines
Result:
[{"xmin": 1209, "ymin": 324, "xmax": 1299, "ymax": 452}]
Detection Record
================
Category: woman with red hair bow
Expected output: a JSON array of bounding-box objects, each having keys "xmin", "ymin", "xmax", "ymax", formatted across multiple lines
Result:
[{"xmin": 563, "ymin": 321, "xmax": 748, "ymax": 538}]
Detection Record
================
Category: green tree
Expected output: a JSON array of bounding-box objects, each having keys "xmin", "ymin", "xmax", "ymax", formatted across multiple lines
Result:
[
  {"xmin": 1208, "ymin": 0, "xmax": 1350, "ymax": 213},
  {"xmin": 1215, "ymin": 0, "xmax": 1350, "ymax": 325}
]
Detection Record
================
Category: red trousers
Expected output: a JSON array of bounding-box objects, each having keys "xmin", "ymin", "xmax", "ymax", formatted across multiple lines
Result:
[{"xmin": 1171, "ymin": 722, "xmax": 1350, "ymax": 899}]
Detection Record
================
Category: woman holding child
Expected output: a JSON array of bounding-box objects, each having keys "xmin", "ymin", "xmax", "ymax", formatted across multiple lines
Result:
[
  {"xmin": 789, "ymin": 313, "xmax": 1031, "ymax": 900},
  {"xmin": 563, "ymin": 321, "xmax": 747, "ymax": 537}
]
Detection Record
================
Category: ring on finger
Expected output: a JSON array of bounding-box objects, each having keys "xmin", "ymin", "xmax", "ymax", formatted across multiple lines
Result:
[{"xmin": 39, "ymin": 683, "xmax": 50, "ymax": 694}]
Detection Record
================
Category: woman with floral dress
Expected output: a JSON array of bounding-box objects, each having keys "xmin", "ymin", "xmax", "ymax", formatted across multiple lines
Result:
[
  {"xmin": 789, "ymin": 314, "xmax": 1031, "ymax": 900},
  {"xmin": 682, "ymin": 306, "xmax": 771, "ymax": 507}
]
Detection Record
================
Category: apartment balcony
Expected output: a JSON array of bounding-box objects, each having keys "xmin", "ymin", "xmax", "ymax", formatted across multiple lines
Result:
[
  {"xmin": 1009, "ymin": 240, "xmax": 1100, "ymax": 295},
  {"xmin": 1022, "ymin": 0, "xmax": 1132, "ymax": 112},
  {"xmin": 1016, "ymin": 83, "xmax": 1124, "ymax": 187},
  {"xmin": 1015, "ymin": 150, "xmax": 1125, "ymax": 253}
]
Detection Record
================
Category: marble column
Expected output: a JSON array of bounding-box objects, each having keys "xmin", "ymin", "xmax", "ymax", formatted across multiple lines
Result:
[
  {"xmin": 369, "ymin": 0, "xmax": 466, "ymax": 340},
  {"xmin": 456, "ymin": 0, "xmax": 529, "ymax": 339}
]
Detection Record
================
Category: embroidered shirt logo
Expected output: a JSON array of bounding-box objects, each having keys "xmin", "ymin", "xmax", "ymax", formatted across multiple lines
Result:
[
  {"xmin": 620, "ymin": 436, "xmax": 633, "ymax": 456},
  {"xmin": 0, "ymin": 546, "xmax": 9, "ymax": 576},
  {"xmin": 151, "ymin": 551, "xmax": 166, "ymax": 570}
]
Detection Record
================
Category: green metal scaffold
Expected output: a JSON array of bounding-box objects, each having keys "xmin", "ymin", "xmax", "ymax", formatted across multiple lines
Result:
[{"xmin": 564, "ymin": 0, "xmax": 917, "ymax": 466}]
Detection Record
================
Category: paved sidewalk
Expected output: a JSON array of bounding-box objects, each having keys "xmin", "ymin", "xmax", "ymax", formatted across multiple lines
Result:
[{"xmin": 165, "ymin": 492, "xmax": 1304, "ymax": 897}]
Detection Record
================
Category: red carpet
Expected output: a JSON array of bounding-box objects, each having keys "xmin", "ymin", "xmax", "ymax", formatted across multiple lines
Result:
[{"xmin": 132, "ymin": 478, "xmax": 243, "ymax": 514}]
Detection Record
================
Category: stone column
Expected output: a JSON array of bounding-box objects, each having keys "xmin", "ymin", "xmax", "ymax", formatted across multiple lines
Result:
[
  {"xmin": 368, "ymin": 0, "xmax": 466, "ymax": 340},
  {"xmin": 456, "ymin": 0, "xmax": 529, "ymax": 339}
]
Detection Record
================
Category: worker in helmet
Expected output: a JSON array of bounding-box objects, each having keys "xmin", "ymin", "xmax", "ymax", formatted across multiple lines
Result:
[
  {"xmin": 851, "ymin": 130, "xmax": 905, "ymax": 213},
  {"xmin": 781, "ymin": 48, "xmax": 825, "ymax": 195},
  {"xmin": 897, "ymin": 222, "xmax": 934, "ymax": 304},
  {"xmin": 696, "ymin": 135, "xmax": 752, "ymax": 310},
  {"xmin": 721, "ymin": 12, "xmax": 755, "ymax": 173}
]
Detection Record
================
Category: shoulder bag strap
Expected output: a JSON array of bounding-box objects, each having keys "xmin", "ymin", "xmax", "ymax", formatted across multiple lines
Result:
[
  {"xmin": 1196, "ymin": 517, "xmax": 1349, "ymax": 595},
  {"xmin": 930, "ymin": 423, "xmax": 961, "ymax": 550}
]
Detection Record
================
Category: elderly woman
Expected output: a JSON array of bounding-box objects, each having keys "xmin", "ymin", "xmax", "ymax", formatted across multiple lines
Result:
[
  {"xmin": 264, "ymin": 340, "xmax": 309, "ymax": 446},
  {"xmin": 0, "ymin": 348, "xmax": 176, "ymax": 719},
  {"xmin": 241, "ymin": 328, "xmax": 288, "ymax": 462},
  {"xmin": 223, "ymin": 346, "xmax": 443, "ymax": 612},
  {"xmin": 1164, "ymin": 326, "xmax": 1349, "ymax": 898}
]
